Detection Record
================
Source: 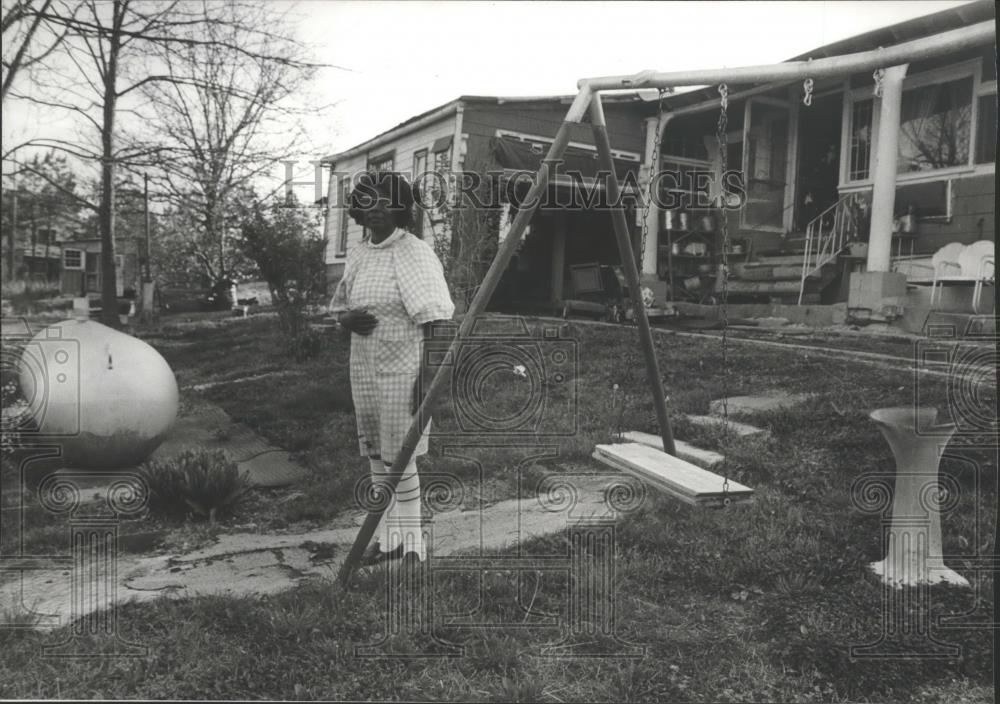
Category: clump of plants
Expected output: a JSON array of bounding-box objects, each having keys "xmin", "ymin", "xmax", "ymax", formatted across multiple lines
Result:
[
  {"xmin": 236, "ymin": 194, "xmax": 327, "ymax": 360},
  {"xmin": 139, "ymin": 450, "xmax": 251, "ymax": 523}
]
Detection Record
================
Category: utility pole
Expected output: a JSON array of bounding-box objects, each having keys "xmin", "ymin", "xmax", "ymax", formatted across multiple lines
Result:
[
  {"xmin": 7, "ymin": 190, "xmax": 17, "ymax": 280},
  {"xmin": 143, "ymin": 173, "xmax": 151, "ymax": 282},
  {"xmin": 141, "ymin": 173, "xmax": 156, "ymax": 323}
]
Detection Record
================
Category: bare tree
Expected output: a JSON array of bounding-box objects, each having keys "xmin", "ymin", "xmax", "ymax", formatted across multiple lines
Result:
[
  {"xmin": 4, "ymin": 0, "xmax": 318, "ymax": 326},
  {"xmin": 1, "ymin": 0, "xmax": 76, "ymax": 102},
  {"xmin": 127, "ymin": 0, "xmax": 318, "ymax": 285}
]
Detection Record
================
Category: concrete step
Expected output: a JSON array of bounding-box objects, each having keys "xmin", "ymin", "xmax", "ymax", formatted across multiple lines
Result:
[
  {"xmin": 726, "ymin": 280, "xmax": 801, "ymax": 295},
  {"xmin": 733, "ymin": 264, "xmax": 804, "ymax": 281},
  {"xmin": 745, "ymin": 254, "xmax": 806, "ymax": 267}
]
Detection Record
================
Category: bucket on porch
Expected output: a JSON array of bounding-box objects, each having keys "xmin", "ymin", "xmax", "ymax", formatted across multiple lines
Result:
[{"xmin": 664, "ymin": 209, "xmax": 678, "ymax": 231}]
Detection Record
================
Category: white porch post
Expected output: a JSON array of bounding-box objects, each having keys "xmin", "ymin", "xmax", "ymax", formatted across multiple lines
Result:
[{"xmin": 866, "ymin": 64, "xmax": 908, "ymax": 272}]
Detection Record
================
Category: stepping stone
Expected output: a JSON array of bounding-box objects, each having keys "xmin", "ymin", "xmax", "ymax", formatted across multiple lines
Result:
[
  {"xmin": 619, "ymin": 431, "xmax": 724, "ymax": 469},
  {"xmin": 708, "ymin": 393, "xmax": 810, "ymax": 416},
  {"xmin": 685, "ymin": 414, "xmax": 770, "ymax": 439}
]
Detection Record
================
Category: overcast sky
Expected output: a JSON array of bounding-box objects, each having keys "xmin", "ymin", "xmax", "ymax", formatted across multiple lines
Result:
[
  {"xmin": 293, "ymin": 0, "xmax": 972, "ymax": 159},
  {"xmin": 1, "ymin": 0, "xmax": 977, "ymax": 197}
]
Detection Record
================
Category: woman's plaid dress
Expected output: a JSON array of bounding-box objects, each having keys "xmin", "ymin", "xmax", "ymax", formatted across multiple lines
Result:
[{"xmin": 329, "ymin": 228, "xmax": 454, "ymax": 556}]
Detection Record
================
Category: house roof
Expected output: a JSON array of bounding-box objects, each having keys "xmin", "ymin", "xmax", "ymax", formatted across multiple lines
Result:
[
  {"xmin": 648, "ymin": 0, "xmax": 995, "ymax": 114},
  {"xmin": 786, "ymin": 0, "xmax": 994, "ymax": 61},
  {"xmin": 323, "ymin": 92, "xmax": 654, "ymax": 163}
]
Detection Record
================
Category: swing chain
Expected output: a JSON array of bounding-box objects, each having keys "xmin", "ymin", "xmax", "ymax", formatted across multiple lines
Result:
[
  {"xmin": 638, "ymin": 88, "xmax": 666, "ymax": 315},
  {"xmin": 716, "ymin": 83, "xmax": 731, "ymax": 503},
  {"xmin": 802, "ymin": 78, "xmax": 814, "ymax": 106},
  {"xmin": 873, "ymin": 68, "xmax": 885, "ymax": 98}
]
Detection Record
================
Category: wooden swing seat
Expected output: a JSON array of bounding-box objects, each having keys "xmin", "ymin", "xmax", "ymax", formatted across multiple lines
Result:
[{"xmin": 593, "ymin": 442, "xmax": 753, "ymax": 508}]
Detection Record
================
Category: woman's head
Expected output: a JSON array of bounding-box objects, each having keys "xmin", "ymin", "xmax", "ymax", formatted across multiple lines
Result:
[{"xmin": 348, "ymin": 171, "xmax": 416, "ymax": 231}]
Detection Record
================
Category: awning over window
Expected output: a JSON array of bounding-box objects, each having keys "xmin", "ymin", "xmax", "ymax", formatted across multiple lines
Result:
[{"xmin": 491, "ymin": 136, "xmax": 639, "ymax": 186}]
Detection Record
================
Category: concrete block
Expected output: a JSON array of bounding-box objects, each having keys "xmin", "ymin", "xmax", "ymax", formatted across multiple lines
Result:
[
  {"xmin": 708, "ymin": 393, "xmax": 811, "ymax": 416},
  {"xmin": 848, "ymin": 271, "xmax": 908, "ymax": 309},
  {"xmin": 685, "ymin": 415, "xmax": 770, "ymax": 439}
]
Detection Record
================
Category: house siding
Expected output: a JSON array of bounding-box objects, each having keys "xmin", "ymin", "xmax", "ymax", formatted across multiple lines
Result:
[
  {"xmin": 323, "ymin": 112, "xmax": 459, "ymax": 279},
  {"xmin": 910, "ymin": 174, "xmax": 995, "ymax": 255}
]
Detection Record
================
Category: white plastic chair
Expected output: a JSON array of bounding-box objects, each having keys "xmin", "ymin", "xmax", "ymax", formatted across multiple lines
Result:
[{"xmin": 928, "ymin": 240, "xmax": 995, "ymax": 313}]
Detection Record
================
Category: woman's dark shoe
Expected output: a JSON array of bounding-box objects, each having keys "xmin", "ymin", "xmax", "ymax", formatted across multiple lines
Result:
[
  {"xmin": 361, "ymin": 542, "xmax": 403, "ymax": 566},
  {"xmin": 360, "ymin": 542, "xmax": 383, "ymax": 566}
]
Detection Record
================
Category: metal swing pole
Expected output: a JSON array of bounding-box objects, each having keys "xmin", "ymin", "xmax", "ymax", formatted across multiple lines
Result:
[
  {"xmin": 589, "ymin": 94, "xmax": 677, "ymax": 458},
  {"xmin": 337, "ymin": 88, "xmax": 595, "ymax": 589}
]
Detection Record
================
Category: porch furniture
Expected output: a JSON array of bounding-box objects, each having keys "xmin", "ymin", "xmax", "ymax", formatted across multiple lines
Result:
[
  {"xmin": 561, "ymin": 262, "xmax": 630, "ymax": 322},
  {"xmin": 908, "ymin": 240, "xmax": 995, "ymax": 313},
  {"xmin": 659, "ymin": 229, "xmax": 718, "ymax": 303}
]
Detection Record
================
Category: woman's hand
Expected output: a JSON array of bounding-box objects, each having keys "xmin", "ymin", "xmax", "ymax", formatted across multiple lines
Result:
[{"xmin": 337, "ymin": 308, "xmax": 378, "ymax": 335}]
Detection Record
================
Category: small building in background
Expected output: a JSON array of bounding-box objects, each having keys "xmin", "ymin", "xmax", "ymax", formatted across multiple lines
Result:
[{"xmin": 59, "ymin": 237, "xmax": 143, "ymax": 299}]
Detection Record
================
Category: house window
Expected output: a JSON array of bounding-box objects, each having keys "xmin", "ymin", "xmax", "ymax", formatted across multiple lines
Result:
[
  {"xmin": 337, "ymin": 182, "xmax": 350, "ymax": 256},
  {"xmin": 430, "ymin": 136, "xmax": 453, "ymax": 211},
  {"xmin": 63, "ymin": 248, "xmax": 83, "ymax": 270},
  {"xmin": 413, "ymin": 149, "xmax": 428, "ymax": 180},
  {"xmin": 897, "ymin": 76, "xmax": 974, "ymax": 174},
  {"xmin": 848, "ymin": 98, "xmax": 874, "ymax": 181},
  {"xmin": 368, "ymin": 150, "xmax": 394, "ymax": 173},
  {"xmin": 412, "ymin": 150, "xmax": 428, "ymax": 237},
  {"xmin": 845, "ymin": 62, "xmax": 986, "ymax": 184},
  {"xmin": 975, "ymin": 90, "xmax": 997, "ymax": 164}
]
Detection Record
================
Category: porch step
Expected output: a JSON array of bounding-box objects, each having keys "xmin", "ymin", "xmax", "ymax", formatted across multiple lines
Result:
[
  {"xmin": 733, "ymin": 264, "xmax": 803, "ymax": 281},
  {"xmin": 725, "ymin": 280, "xmax": 801, "ymax": 295},
  {"xmin": 743, "ymin": 254, "xmax": 805, "ymax": 267}
]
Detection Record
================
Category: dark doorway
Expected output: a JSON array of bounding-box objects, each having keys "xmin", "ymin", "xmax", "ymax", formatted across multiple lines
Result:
[{"xmin": 795, "ymin": 92, "xmax": 842, "ymax": 232}]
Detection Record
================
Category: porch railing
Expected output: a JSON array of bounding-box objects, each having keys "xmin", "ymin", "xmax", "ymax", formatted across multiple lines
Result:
[{"xmin": 797, "ymin": 193, "xmax": 862, "ymax": 305}]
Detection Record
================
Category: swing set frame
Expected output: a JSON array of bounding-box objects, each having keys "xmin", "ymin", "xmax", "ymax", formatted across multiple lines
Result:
[{"xmin": 336, "ymin": 20, "xmax": 996, "ymax": 588}]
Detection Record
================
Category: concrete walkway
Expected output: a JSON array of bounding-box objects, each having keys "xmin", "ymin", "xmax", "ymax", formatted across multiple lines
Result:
[{"xmin": 1, "ymin": 473, "xmax": 633, "ymax": 629}]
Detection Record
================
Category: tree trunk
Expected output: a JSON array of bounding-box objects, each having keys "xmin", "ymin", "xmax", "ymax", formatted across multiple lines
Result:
[{"xmin": 98, "ymin": 1, "xmax": 124, "ymax": 328}]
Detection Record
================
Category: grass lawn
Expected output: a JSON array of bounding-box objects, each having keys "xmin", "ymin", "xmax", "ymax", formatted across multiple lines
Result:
[{"xmin": 1, "ymin": 314, "xmax": 995, "ymax": 702}]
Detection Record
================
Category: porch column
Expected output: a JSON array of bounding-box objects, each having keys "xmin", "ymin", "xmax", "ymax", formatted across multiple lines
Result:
[
  {"xmin": 867, "ymin": 64, "xmax": 908, "ymax": 272},
  {"xmin": 550, "ymin": 211, "xmax": 567, "ymax": 304}
]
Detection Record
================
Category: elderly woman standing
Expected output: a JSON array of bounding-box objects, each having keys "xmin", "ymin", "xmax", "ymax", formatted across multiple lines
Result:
[{"xmin": 329, "ymin": 171, "xmax": 454, "ymax": 565}]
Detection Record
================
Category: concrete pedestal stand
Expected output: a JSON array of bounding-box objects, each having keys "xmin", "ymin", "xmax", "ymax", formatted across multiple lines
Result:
[{"xmin": 868, "ymin": 407, "xmax": 968, "ymax": 588}]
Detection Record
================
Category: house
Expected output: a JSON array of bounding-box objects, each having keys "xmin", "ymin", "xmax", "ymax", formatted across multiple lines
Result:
[
  {"xmin": 640, "ymin": 0, "xmax": 995, "ymax": 319},
  {"xmin": 322, "ymin": 93, "xmax": 655, "ymax": 312},
  {"xmin": 58, "ymin": 237, "xmax": 143, "ymax": 298},
  {"xmin": 322, "ymin": 1, "xmax": 995, "ymax": 328}
]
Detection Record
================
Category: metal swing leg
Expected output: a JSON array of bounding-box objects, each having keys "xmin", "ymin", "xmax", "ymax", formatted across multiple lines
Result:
[
  {"xmin": 336, "ymin": 90, "xmax": 594, "ymax": 589},
  {"xmin": 589, "ymin": 95, "xmax": 677, "ymax": 457}
]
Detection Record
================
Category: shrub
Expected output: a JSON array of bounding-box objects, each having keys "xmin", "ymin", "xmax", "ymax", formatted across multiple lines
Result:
[
  {"xmin": 236, "ymin": 195, "xmax": 327, "ymax": 359},
  {"xmin": 140, "ymin": 450, "xmax": 251, "ymax": 523}
]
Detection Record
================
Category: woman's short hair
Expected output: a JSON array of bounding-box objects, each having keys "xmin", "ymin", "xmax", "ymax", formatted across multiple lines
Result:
[{"xmin": 348, "ymin": 171, "xmax": 417, "ymax": 230}]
